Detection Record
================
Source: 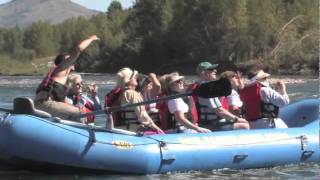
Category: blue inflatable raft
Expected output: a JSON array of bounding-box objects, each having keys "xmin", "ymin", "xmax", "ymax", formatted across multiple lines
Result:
[{"xmin": 0, "ymin": 98, "xmax": 318, "ymax": 174}]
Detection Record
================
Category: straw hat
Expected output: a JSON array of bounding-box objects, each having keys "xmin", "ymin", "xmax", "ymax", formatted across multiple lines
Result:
[
  {"xmin": 166, "ymin": 72, "xmax": 184, "ymax": 85},
  {"xmin": 249, "ymin": 70, "xmax": 270, "ymax": 82},
  {"xmin": 116, "ymin": 67, "xmax": 138, "ymax": 87}
]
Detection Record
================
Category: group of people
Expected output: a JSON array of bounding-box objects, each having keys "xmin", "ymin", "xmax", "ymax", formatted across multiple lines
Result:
[{"xmin": 34, "ymin": 35, "xmax": 290, "ymax": 135}]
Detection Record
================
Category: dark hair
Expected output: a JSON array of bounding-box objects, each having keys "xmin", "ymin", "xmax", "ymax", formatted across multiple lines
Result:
[
  {"xmin": 247, "ymin": 70, "xmax": 259, "ymax": 79},
  {"xmin": 54, "ymin": 52, "xmax": 69, "ymax": 65},
  {"xmin": 220, "ymin": 71, "xmax": 236, "ymax": 79},
  {"xmin": 136, "ymin": 74, "xmax": 149, "ymax": 92}
]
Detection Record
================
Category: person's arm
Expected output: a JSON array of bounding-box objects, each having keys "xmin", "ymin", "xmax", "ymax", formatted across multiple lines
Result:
[
  {"xmin": 261, "ymin": 86, "xmax": 289, "ymax": 107},
  {"xmin": 226, "ymin": 92, "xmax": 241, "ymax": 116},
  {"xmin": 54, "ymin": 35, "xmax": 99, "ymax": 73},
  {"xmin": 87, "ymin": 83, "xmax": 102, "ymax": 110},
  {"xmin": 174, "ymin": 111, "xmax": 210, "ymax": 133},
  {"xmin": 228, "ymin": 105, "xmax": 240, "ymax": 117},
  {"xmin": 125, "ymin": 90, "xmax": 164, "ymax": 134},
  {"xmin": 236, "ymin": 71, "xmax": 245, "ymax": 90},
  {"xmin": 214, "ymin": 107, "xmax": 247, "ymax": 123},
  {"xmin": 78, "ymin": 35, "xmax": 99, "ymax": 51},
  {"xmin": 149, "ymin": 73, "xmax": 161, "ymax": 96}
]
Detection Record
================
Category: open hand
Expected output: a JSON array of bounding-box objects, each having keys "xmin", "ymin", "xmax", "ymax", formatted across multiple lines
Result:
[{"xmin": 90, "ymin": 35, "xmax": 100, "ymax": 41}]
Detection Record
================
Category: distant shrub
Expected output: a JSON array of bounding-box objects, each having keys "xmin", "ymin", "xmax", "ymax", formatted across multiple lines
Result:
[{"xmin": 12, "ymin": 48, "xmax": 36, "ymax": 61}]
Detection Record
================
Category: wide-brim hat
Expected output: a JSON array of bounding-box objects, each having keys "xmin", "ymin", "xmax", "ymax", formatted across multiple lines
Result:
[
  {"xmin": 116, "ymin": 67, "xmax": 138, "ymax": 87},
  {"xmin": 250, "ymin": 70, "xmax": 270, "ymax": 82},
  {"xmin": 167, "ymin": 73, "xmax": 184, "ymax": 85},
  {"xmin": 196, "ymin": 61, "xmax": 219, "ymax": 74}
]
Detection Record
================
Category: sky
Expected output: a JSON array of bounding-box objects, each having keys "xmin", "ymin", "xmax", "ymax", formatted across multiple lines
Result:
[{"xmin": 0, "ymin": 0, "xmax": 134, "ymax": 12}]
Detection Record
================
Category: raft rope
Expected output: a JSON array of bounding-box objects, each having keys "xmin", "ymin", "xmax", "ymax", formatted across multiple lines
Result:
[{"xmin": 32, "ymin": 116, "xmax": 307, "ymax": 147}]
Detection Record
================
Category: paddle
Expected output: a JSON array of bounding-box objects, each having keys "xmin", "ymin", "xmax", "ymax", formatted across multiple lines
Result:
[{"xmin": 74, "ymin": 77, "xmax": 232, "ymax": 118}]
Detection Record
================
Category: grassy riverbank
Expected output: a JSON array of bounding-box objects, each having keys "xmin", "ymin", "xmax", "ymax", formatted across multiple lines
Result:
[{"xmin": 0, "ymin": 55, "xmax": 51, "ymax": 75}]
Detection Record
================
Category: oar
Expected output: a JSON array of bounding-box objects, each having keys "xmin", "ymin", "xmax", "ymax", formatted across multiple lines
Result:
[{"xmin": 74, "ymin": 78, "xmax": 231, "ymax": 118}]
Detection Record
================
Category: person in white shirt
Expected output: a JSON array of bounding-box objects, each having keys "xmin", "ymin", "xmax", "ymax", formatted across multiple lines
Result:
[
  {"xmin": 220, "ymin": 70, "xmax": 244, "ymax": 116},
  {"xmin": 165, "ymin": 72, "xmax": 211, "ymax": 133},
  {"xmin": 240, "ymin": 69, "xmax": 289, "ymax": 129}
]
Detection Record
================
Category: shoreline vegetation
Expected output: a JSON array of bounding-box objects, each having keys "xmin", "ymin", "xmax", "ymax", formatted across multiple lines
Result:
[
  {"xmin": 0, "ymin": 74, "xmax": 317, "ymax": 86},
  {"xmin": 0, "ymin": 1, "xmax": 318, "ymax": 77}
]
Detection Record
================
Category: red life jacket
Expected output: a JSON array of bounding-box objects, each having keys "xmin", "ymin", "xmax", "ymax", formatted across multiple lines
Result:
[
  {"xmin": 75, "ymin": 94, "xmax": 95, "ymax": 124},
  {"xmin": 189, "ymin": 82, "xmax": 224, "ymax": 125},
  {"xmin": 156, "ymin": 92, "xmax": 172, "ymax": 130},
  {"xmin": 188, "ymin": 83, "xmax": 199, "ymax": 125},
  {"xmin": 220, "ymin": 96, "xmax": 229, "ymax": 111},
  {"xmin": 104, "ymin": 87, "xmax": 122, "ymax": 125},
  {"xmin": 240, "ymin": 82, "xmax": 279, "ymax": 121},
  {"xmin": 104, "ymin": 87, "xmax": 122, "ymax": 108},
  {"xmin": 156, "ymin": 90, "xmax": 198, "ymax": 131}
]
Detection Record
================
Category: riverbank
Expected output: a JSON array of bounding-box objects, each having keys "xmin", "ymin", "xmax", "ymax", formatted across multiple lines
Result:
[{"xmin": 0, "ymin": 74, "xmax": 317, "ymax": 86}]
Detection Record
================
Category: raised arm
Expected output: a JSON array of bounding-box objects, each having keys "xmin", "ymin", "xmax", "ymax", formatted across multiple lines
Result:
[
  {"xmin": 53, "ymin": 35, "xmax": 99, "ymax": 74},
  {"xmin": 78, "ymin": 35, "xmax": 100, "ymax": 52},
  {"xmin": 149, "ymin": 73, "xmax": 162, "ymax": 96}
]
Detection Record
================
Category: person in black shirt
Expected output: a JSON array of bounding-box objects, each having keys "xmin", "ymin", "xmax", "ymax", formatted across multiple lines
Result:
[{"xmin": 34, "ymin": 35, "xmax": 99, "ymax": 121}]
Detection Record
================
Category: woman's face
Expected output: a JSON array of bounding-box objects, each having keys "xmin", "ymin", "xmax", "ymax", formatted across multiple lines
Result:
[
  {"xmin": 228, "ymin": 74, "xmax": 239, "ymax": 88},
  {"xmin": 127, "ymin": 75, "xmax": 138, "ymax": 88},
  {"xmin": 75, "ymin": 77, "xmax": 83, "ymax": 94},
  {"xmin": 170, "ymin": 78, "xmax": 184, "ymax": 92}
]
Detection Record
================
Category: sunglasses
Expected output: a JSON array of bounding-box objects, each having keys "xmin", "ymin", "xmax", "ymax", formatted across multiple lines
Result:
[
  {"xmin": 174, "ymin": 79, "xmax": 184, "ymax": 84},
  {"xmin": 205, "ymin": 68, "xmax": 217, "ymax": 72},
  {"xmin": 76, "ymin": 82, "xmax": 83, "ymax": 87}
]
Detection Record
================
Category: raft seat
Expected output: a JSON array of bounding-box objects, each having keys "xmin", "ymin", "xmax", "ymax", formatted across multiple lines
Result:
[{"xmin": 13, "ymin": 97, "xmax": 52, "ymax": 118}]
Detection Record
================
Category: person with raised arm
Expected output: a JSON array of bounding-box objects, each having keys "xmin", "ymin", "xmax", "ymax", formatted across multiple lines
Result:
[
  {"xmin": 136, "ymin": 73, "xmax": 162, "ymax": 123},
  {"xmin": 220, "ymin": 70, "xmax": 245, "ymax": 117},
  {"xmin": 34, "ymin": 35, "xmax": 99, "ymax": 121},
  {"xmin": 113, "ymin": 67, "xmax": 164, "ymax": 135},
  {"xmin": 240, "ymin": 69, "xmax": 289, "ymax": 129}
]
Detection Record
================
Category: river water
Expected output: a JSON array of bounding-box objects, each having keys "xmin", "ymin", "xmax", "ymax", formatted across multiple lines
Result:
[{"xmin": 0, "ymin": 75, "xmax": 319, "ymax": 179}]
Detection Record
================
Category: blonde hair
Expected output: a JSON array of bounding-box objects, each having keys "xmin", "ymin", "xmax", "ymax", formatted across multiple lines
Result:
[{"xmin": 164, "ymin": 72, "xmax": 183, "ymax": 95}]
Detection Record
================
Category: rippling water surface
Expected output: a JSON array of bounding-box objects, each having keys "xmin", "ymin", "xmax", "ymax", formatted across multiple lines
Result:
[{"xmin": 0, "ymin": 75, "xmax": 318, "ymax": 179}]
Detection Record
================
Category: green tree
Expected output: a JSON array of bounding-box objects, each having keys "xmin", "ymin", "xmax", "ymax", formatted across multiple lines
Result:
[{"xmin": 24, "ymin": 21, "xmax": 55, "ymax": 57}]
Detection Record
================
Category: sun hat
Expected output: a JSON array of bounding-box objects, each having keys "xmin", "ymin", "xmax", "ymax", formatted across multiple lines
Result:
[
  {"xmin": 166, "ymin": 72, "xmax": 184, "ymax": 85},
  {"xmin": 196, "ymin": 61, "xmax": 219, "ymax": 74},
  {"xmin": 116, "ymin": 67, "xmax": 138, "ymax": 87},
  {"xmin": 249, "ymin": 70, "xmax": 270, "ymax": 82}
]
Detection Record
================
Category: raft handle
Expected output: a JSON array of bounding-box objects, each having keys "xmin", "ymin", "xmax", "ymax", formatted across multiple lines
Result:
[
  {"xmin": 162, "ymin": 158, "xmax": 176, "ymax": 165},
  {"xmin": 233, "ymin": 154, "xmax": 248, "ymax": 163},
  {"xmin": 300, "ymin": 150, "xmax": 314, "ymax": 161}
]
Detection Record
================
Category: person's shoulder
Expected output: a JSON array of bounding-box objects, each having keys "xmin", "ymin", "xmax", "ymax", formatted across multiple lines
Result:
[
  {"xmin": 123, "ymin": 89, "xmax": 139, "ymax": 94},
  {"xmin": 123, "ymin": 89, "xmax": 141, "ymax": 99},
  {"xmin": 261, "ymin": 86, "xmax": 274, "ymax": 92}
]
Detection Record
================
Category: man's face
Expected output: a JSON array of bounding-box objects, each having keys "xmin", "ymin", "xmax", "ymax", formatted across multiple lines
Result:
[{"xmin": 202, "ymin": 68, "xmax": 217, "ymax": 81}]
